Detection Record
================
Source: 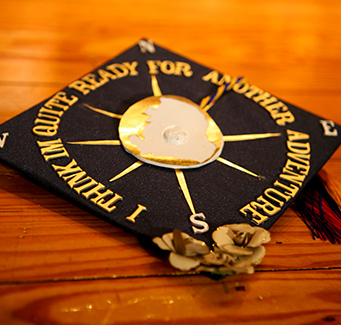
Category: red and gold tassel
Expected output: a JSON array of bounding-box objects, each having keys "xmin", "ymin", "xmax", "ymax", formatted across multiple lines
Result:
[{"xmin": 292, "ymin": 169, "xmax": 341, "ymax": 244}]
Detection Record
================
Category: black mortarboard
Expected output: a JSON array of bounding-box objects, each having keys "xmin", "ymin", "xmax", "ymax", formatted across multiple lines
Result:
[{"xmin": 0, "ymin": 40, "xmax": 340, "ymax": 249}]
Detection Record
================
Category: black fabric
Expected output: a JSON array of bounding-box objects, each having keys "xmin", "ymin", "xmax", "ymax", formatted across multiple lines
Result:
[{"xmin": 0, "ymin": 41, "xmax": 340, "ymax": 246}]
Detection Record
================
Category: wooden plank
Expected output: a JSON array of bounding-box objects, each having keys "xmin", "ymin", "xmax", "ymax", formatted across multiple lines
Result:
[
  {"xmin": 0, "ymin": 57, "xmax": 96, "ymax": 84},
  {"xmin": 0, "ymin": 160, "xmax": 341, "ymax": 282},
  {"xmin": 0, "ymin": 270, "xmax": 340, "ymax": 324}
]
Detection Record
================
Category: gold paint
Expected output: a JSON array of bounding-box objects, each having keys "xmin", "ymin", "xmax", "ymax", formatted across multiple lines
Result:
[
  {"xmin": 68, "ymin": 79, "xmax": 95, "ymax": 95},
  {"xmin": 217, "ymin": 157, "xmax": 260, "ymax": 178},
  {"xmin": 51, "ymin": 159, "xmax": 124, "ymax": 213},
  {"xmin": 252, "ymin": 195, "xmax": 281, "ymax": 216},
  {"xmin": 284, "ymin": 159, "xmax": 310, "ymax": 176},
  {"xmin": 264, "ymin": 187, "xmax": 291, "ymax": 205},
  {"xmin": 174, "ymin": 62, "xmax": 193, "ymax": 77},
  {"xmin": 146, "ymin": 60, "xmax": 193, "ymax": 77},
  {"xmin": 82, "ymin": 183, "xmax": 113, "ymax": 204},
  {"xmin": 240, "ymin": 193, "xmax": 282, "ymax": 225},
  {"xmin": 286, "ymin": 142, "xmax": 311, "ymax": 154},
  {"xmin": 96, "ymin": 193, "xmax": 123, "ymax": 213},
  {"xmin": 73, "ymin": 178, "xmax": 98, "ymax": 194},
  {"xmin": 280, "ymin": 168, "xmax": 305, "ymax": 185},
  {"xmin": 67, "ymin": 140, "xmax": 121, "ymax": 145},
  {"xmin": 32, "ymin": 92, "xmax": 77, "ymax": 137},
  {"xmin": 273, "ymin": 180, "xmax": 299, "ymax": 197},
  {"xmin": 64, "ymin": 172, "xmax": 88, "ymax": 190},
  {"xmin": 201, "ymin": 84, "xmax": 224, "ymax": 112},
  {"xmin": 83, "ymin": 104, "xmax": 122, "ymax": 119},
  {"xmin": 45, "ymin": 91, "xmax": 78, "ymax": 110},
  {"xmin": 126, "ymin": 204, "xmax": 147, "ymax": 223},
  {"xmin": 146, "ymin": 60, "xmax": 160, "ymax": 74},
  {"xmin": 119, "ymin": 96, "xmax": 157, "ymax": 150},
  {"xmin": 223, "ymin": 133, "xmax": 281, "ymax": 142},
  {"xmin": 233, "ymin": 81, "xmax": 295, "ymax": 125},
  {"xmin": 82, "ymin": 74, "xmax": 107, "ymax": 88},
  {"xmin": 175, "ymin": 169, "xmax": 196, "ymax": 215},
  {"xmin": 287, "ymin": 152, "xmax": 310, "ymax": 165},
  {"xmin": 200, "ymin": 77, "xmax": 238, "ymax": 112},
  {"xmin": 240, "ymin": 128, "xmax": 312, "ymax": 225},
  {"xmin": 32, "ymin": 124, "xmax": 58, "ymax": 137},
  {"xmin": 240, "ymin": 203, "xmax": 269, "ymax": 225},
  {"xmin": 201, "ymin": 70, "xmax": 232, "ymax": 86},
  {"xmin": 110, "ymin": 161, "xmax": 143, "ymax": 182},
  {"xmin": 106, "ymin": 62, "xmax": 138, "ymax": 78},
  {"xmin": 119, "ymin": 95, "xmax": 223, "ymax": 168},
  {"xmin": 52, "ymin": 159, "xmax": 82, "ymax": 176},
  {"xmin": 151, "ymin": 74, "xmax": 162, "ymax": 96},
  {"xmin": 37, "ymin": 138, "xmax": 70, "ymax": 161},
  {"xmin": 39, "ymin": 107, "xmax": 63, "ymax": 117},
  {"xmin": 132, "ymin": 153, "xmax": 200, "ymax": 166},
  {"xmin": 159, "ymin": 60, "xmax": 175, "ymax": 75},
  {"xmin": 287, "ymin": 129, "xmax": 310, "ymax": 142}
]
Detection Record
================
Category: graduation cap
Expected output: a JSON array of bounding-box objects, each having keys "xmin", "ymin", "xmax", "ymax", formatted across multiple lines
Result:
[{"xmin": 0, "ymin": 40, "xmax": 340, "ymax": 268}]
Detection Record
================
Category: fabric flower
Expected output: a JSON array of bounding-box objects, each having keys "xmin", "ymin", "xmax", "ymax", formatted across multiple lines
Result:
[
  {"xmin": 208, "ymin": 223, "xmax": 271, "ymax": 274},
  {"xmin": 152, "ymin": 229, "xmax": 210, "ymax": 271},
  {"xmin": 153, "ymin": 224, "xmax": 271, "ymax": 275}
]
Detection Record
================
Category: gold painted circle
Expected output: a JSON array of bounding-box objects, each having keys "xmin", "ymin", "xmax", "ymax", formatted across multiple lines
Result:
[{"xmin": 119, "ymin": 95, "xmax": 224, "ymax": 169}]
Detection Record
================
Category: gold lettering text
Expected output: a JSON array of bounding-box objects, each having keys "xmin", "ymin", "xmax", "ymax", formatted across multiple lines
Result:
[
  {"xmin": 240, "ymin": 204, "xmax": 269, "ymax": 225},
  {"xmin": 68, "ymin": 78, "xmax": 96, "ymax": 95},
  {"xmin": 174, "ymin": 61, "xmax": 193, "ymax": 77},
  {"xmin": 226, "ymin": 78, "xmax": 295, "ymax": 125},
  {"xmin": 146, "ymin": 60, "xmax": 193, "ymax": 77},
  {"xmin": 51, "ymin": 159, "xmax": 123, "ymax": 213},
  {"xmin": 69, "ymin": 62, "xmax": 139, "ymax": 95},
  {"xmin": 82, "ymin": 183, "xmax": 113, "ymax": 204},
  {"xmin": 240, "ymin": 129, "xmax": 311, "ymax": 225},
  {"xmin": 251, "ymin": 196, "xmax": 282, "ymax": 216},
  {"xmin": 32, "ymin": 125, "xmax": 58, "ymax": 137},
  {"xmin": 52, "ymin": 159, "xmax": 83, "ymax": 177},
  {"xmin": 202, "ymin": 70, "xmax": 232, "ymax": 86},
  {"xmin": 33, "ymin": 92, "xmax": 78, "ymax": 137},
  {"xmin": 125, "ymin": 204, "xmax": 147, "ymax": 223},
  {"xmin": 96, "ymin": 194, "xmax": 123, "ymax": 213},
  {"xmin": 45, "ymin": 92, "xmax": 78, "ymax": 110},
  {"xmin": 264, "ymin": 188, "xmax": 291, "ymax": 206},
  {"xmin": 273, "ymin": 180, "xmax": 299, "ymax": 197},
  {"xmin": 37, "ymin": 139, "xmax": 69, "ymax": 161}
]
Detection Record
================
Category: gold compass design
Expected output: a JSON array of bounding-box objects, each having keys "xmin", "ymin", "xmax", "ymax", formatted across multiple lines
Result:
[{"xmin": 66, "ymin": 74, "xmax": 281, "ymax": 230}]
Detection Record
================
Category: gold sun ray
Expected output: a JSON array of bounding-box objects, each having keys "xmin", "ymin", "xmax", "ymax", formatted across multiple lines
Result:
[
  {"xmin": 217, "ymin": 157, "xmax": 262, "ymax": 179},
  {"xmin": 67, "ymin": 140, "xmax": 121, "ymax": 145},
  {"xmin": 83, "ymin": 104, "xmax": 123, "ymax": 119},
  {"xmin": 223, "ymin": 132, "xmax": 281, "ymax": 142},
  {"xmin": 175, "ymin": 169, "xmax": 196, "ymax": 215},
  {"xmin": 151, "ymin": 74, "xmax": 162, "ymax": 96},
  {"xmin": 109, "ymin": 161, "xmax": 144, "ymax": 182}
]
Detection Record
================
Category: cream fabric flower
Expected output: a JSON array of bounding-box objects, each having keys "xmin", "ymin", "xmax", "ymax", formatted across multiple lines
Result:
[
  {"xmin": 153, "ymin": 224, "xmax": 271, "ymax": 275},
  {"xmin": 152, "ymin": 229, "xmax": 210, "ymax": 271}
]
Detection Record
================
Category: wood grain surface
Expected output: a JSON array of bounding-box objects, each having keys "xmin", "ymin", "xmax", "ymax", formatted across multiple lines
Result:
[{"xmin": 1, "ymin": 0, "xmax": 341, "ymax": 324}]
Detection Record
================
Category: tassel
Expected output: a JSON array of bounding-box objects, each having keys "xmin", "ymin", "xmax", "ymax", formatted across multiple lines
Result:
[
  {"xmin": 319, "ymin": 169, "xmax": 341, "ymax": 208},
  {"xmin": 291, "ymin": 170, "xmax": 341, "ymax": 244}
]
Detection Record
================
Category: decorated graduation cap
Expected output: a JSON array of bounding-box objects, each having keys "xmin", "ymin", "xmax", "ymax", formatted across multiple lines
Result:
[{"xmin": 0, "ymin": 40, "xmax": 341, "ymax": 265}]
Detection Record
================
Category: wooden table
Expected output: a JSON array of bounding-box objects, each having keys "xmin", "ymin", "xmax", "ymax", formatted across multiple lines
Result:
[{"xmin": 1, "ymin": 0, "xmax": 341, "ymax": 323}]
